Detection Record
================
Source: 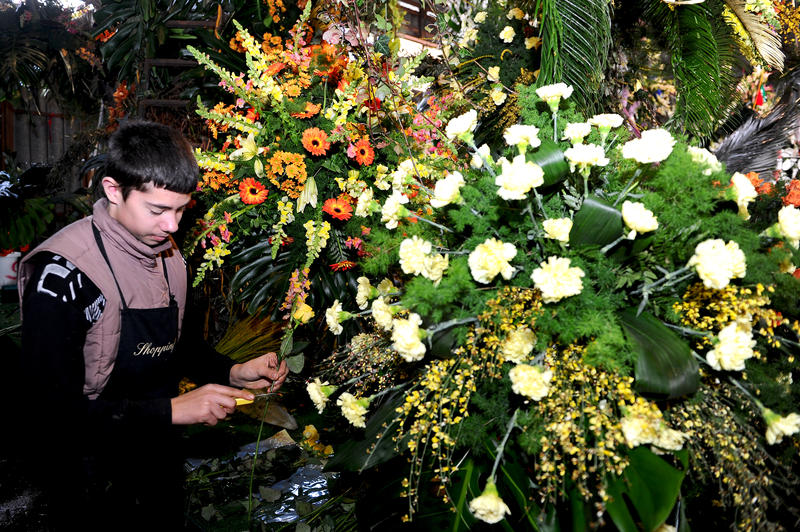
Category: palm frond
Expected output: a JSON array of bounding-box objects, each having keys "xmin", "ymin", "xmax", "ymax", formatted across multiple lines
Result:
[
  {"xmin": 645, "ymin": 1, "xmax": 735, "ymax": 138},
  {"xmin": 525, "ymin": 0, "xmax": 613, "ymax": 112},
  {"xmin": 722, "ymin": 0, "xmax": 784, "ymax": 71},
  {"xmin": 714, "ymin": 92, "xmax": 800, "ymax": 175}
]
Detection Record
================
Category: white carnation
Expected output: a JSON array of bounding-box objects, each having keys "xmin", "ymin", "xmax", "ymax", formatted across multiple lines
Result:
[
  {"xmin": 398, "ymin": 236, "xmax": 432, "ymax": 276},
  {"xmin": 509, "ymin": 364, "xmax": 552, "ymax": 400},
  {"xmin": 621, "ymin": 128, "xmax": 676, "ymax": 164},
  {"xmin": 687, "ymin": 145, "xmax": 723, "ymax": 176},
  {"xmin": 430, "ymin": 171, "xmax": 465, "ymax": 208},
  {"xmin": 325, "ymin": 299, "xmax": 344, "ymax": 335},
  {"xmin": 391, "ymin": 313, "xmax": 427, "ymax": 362},
  {"xmin": 621, "ymin": 201, "xmax": 658, "ymax": 238},
  {"xmin": 542, "ymin": 218, "xmax": 572, "ymax": 243},
  {"xmin": 381, "ymin": 190, "xmax": 409, "ymax": 229},
  {"xmin": 687, "ymin": 239, "xmax": 746, "ymax": 290},
  {"xmin": 730, "ymin": 172, "xmax": 757, "ymax": 220},
  {"xmin": 355, "ymin": 276, "xmax": 373, "ymax": 309},
  {"xmin": 371, "ymin": 296, "xmax": 394, "ymax": 331},
  {"xmin": 535, "ymin": 83, "xmax": 574, "ymax": 105},
  {"xmin": 468, "ymin": 238, "xmax": 518, "ymax": 284},
  {"xmin": 471, "ymin": 143, "xmax": 491, "ymax": 169},
  {"xmin": 495, "ymin": 154, "xmax": 544, "ymax": 200},
  {"xmin": 705, "ymin": 321, "xmax": 756, "ymax": 371},
  {"xmin": 501, "ymin": 327, "xmax": 536, "ymax": 363},
  {"xmin": 564, "ymin": 143, "xmax": 609, "ymax": 176},
  {"xmin": 503, "ymin": 125, "xmax": 541, "ymax": 149},
  {"xmin": 445, "ymin": 109, "xmax": 478, "ymax": 140},
  {"xmin": 336, "ymin": 392, "xmax": 369, "ymax": 428},
  {"xmin": 588, "ymin": 113, "xmax": 624, "ymax": 130},
  {"xmin": 778, "ymin": 205, "xmax": 800, "ymax": 248},
  {"xmin": 531, "ymin": 256, "xmax": 585, "ymax": 303},
  {"xmin": 562, "ymin": 122, "xmax": 592, "ymax": 144}
]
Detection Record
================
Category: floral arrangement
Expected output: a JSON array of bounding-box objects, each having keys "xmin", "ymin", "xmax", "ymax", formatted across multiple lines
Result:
[
  {"xmin": 303, "ymin": 85, "xmax": 800, "ymax": 528},
  {"xmin": 185, "ymin": 3, "xmax": 800, "ymax": 529}
]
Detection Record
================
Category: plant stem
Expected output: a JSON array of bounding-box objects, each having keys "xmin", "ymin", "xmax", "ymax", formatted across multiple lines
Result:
[
  {"xmin": 600, "ymin": 235, "xmax": 625, "ymax": 254},
  {"xmin": 490, "ymin": 408, "xmax": 519, "ymax": 481},
  {"xmin": 248, "ymin": 387, "xmax": 274, "ymax": 522},
  {"xmin": 426, "ymin": 316, "xmax": 479, "ymax": 338},
  {"xmin": 407, "ymin": 212, "xmax": 453, "ymax": 233},
  {"xmin": 662, "ymin": 323, "xmax": 712, "ymax": 338},
  {"xmin": 634, "ymin": 265, "xmax": 692, "ymax": 295},
  {"xmin": 728, "ymin": 376, "xmax": 765, "ymax": 411},
  {"xmin": 613, "ymin": 167, "xmax": 643, "ymax": 207}
]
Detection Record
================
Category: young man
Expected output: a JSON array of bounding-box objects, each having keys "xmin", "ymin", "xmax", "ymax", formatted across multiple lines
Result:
[{"xmin": 16, "ymin": 121, "xmax": 288, "ymax": 530}]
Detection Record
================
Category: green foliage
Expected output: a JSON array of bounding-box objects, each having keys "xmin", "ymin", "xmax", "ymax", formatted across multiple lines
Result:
[
  {"xmin": 642, "ymin": 0, "xmax": 741, "ymax": 138},
  {"xmin": 403, "ymin": 258, "xmax": 486, "ymax": 324},
  {"xmin": 532, "ymin": 0, "xmax": 613, "ymax": 113},
  {"xmin": 455, "ymin": 377, "xmax": 513, "ymax": 457}
]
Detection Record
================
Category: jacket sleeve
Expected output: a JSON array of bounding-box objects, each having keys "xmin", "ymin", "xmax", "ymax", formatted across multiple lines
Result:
[{"xmin": 20, "ymin": 252, "xmax": 172, "ymax": 438}]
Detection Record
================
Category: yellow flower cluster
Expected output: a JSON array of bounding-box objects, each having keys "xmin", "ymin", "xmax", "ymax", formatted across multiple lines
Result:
[
  {"xmin": 195, "ymin": 151, "xmax": 236, "ymax": 174},
  {"xmin": 303, "ymin": 219, "xmax": 331, "ymax": 264},
  {"xmin": 531, "ymin": 344, "xmax": 638, "ymax": 509},
  {"xmin": 390, "ymin": 287, "xmax": 542, "ymax": 518},
  {"xmin": 673, "ymin": 283, "xmax": 783, "ymax": 352}
]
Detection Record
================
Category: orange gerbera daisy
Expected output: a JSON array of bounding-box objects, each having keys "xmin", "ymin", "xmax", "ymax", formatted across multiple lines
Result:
[
  {"xmin": 239, "ymin": 177, "xmax": 269, "ymax": 205},
  {"xmin": 302, "ymin": 127, "xmax": 331, "ymax": 156},
  {"xmin": 353, "ymin": 138, "xmax": 374, "ymax": 166},
  {"xmin": 322, "ymin": 197, "xmax": 353, "ymax": 221}
]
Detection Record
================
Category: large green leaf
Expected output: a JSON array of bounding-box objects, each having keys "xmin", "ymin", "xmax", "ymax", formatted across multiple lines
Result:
[
  {"xmin": 605, "ymin": 447, "xmax": 687, "ymax": 532},
  {"xmin": 531, "ymin": 140, "xmax": 570, "ymax": 188},
  {"xmin": 619, "ymin": 309, "xmax": 700, "ymax": 399},
  {"xmin": 569, "ymin": 195, "xmax": 623, "ymax": 248},
  {"xmin": 323, "ymin": 391, "xmax": 404, "ymax": 473}
]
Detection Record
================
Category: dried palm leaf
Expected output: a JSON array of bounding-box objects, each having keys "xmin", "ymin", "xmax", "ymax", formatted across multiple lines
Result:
[
  {"xmin": 722, "ymin": 0, "xmax": 784, "ymax": 71},
  {"xmin": 714, "ymin": 93, "xmax": 800, "ymax": 175}
]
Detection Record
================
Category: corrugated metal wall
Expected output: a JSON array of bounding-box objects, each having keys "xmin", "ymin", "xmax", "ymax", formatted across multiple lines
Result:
[{"xmin": 2, "ymin": 98, "xmax": 89, "ymax": 170}]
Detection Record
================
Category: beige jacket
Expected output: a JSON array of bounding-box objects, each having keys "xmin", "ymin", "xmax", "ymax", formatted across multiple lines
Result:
[{"xmin": 18, "ymin": 199, "xmax": 188, "ymax": 399}]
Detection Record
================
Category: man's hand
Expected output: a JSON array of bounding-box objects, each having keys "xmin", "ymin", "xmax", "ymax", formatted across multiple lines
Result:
[
  {"xmin": 229, "ymin": 352, "xmax": 289, "ymax": 392},
  {"xmin": 171, "ymin": 383, "xmax": 254, "ymax": 425}
]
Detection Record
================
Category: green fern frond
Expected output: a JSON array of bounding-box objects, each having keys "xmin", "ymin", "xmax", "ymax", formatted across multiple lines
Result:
[{"xmin": 722, "ymin": 0, "xmax": 784, "ymax": 70}]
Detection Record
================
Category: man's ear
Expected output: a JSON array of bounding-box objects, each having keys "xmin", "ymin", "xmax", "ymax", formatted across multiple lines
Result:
[{"xmin": 101, "ymin": 177, "xmax": 123, "ymax": 205}]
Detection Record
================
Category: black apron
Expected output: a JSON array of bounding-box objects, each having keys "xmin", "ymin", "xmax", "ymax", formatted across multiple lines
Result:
[{"xmin": 90, "ymin": 224, "xmax": 185, "ymax": 530}]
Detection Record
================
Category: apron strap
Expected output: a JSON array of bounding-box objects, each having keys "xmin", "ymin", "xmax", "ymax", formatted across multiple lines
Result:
[
  {"xmin": 92, "ymin": 222, "xmax": 128, "ymax": 310},
  {"xmin": 91, "ymin": 222, "xmax": 175, "ymax": 309}
]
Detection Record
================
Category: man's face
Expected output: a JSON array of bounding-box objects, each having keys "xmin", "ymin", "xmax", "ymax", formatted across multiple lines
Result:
[{"xmin": 106, "ymin": 181, "xmax": 192, "ymax": 246}]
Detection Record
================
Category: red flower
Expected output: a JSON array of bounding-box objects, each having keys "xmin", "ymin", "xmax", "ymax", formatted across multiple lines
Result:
[
  {"xmin": 353, "ymin": 138, "xmax": 374, "ymax": 166},
  {"xmin": 330, "ymin": 261, "xmax": 356, "ymax": 271},
  {"xmin": 301, "ymin": 127, "xmax": 331, "ymax": 156},
  {"xmin": 322, "ymin": 197, "xmax": 353, "ymax": 221},
  {"xmin": 239, "ymin": 178, "xmax": 269, "ymax": 205}
]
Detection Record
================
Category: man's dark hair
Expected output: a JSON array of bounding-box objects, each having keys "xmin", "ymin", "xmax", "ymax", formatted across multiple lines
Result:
[{"xmin": 105, "ymin": 120, "xmax": 198, "ymax": 198}]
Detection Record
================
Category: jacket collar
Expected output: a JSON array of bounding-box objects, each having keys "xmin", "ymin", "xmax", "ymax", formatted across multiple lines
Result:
[{"xmin": 92, "ymin": 198, "xmax": 175, "ymax": 267}]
